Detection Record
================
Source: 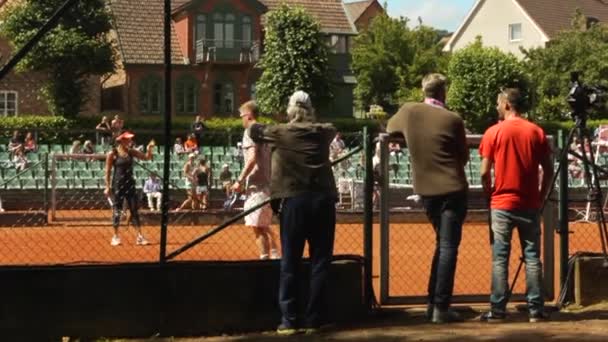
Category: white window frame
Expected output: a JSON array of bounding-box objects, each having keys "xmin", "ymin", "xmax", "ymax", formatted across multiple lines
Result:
[
  {"xmin": 509, "ymin": 23, "xmax": 523, "ymax": 42},
  {"xmin": 0, "ymin": 91, "xmax": 18, "ymax": 116}
]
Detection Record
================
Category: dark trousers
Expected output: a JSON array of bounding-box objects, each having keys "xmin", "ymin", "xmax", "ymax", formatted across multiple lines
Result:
[
  {"xmin": 112, "ymin": 184, "xmax": 140, "ymax": 228},
  {"xmin": 278, "ymin": 192, "xmax": 336, "ymax": 328},
  {"xmin": 422, "ymin": 191, "xmax": 467, "ymax": 310}
]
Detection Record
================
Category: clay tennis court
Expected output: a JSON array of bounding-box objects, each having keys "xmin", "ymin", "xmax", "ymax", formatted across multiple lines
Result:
[{"xmin": 0, "ymin": 208, "xmax": 603, "ymax": 299}]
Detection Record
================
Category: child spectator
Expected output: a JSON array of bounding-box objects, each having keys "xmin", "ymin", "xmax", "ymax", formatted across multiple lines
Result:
[
  {"xmin": 143, "ymin": 173, "xmax": 162, "ymax": 211},
  {"xmin": 111, "ymin": 115, "xmax": 124, "ymax": 139},
  {"xmin": 174, "ymin": 137, "xmax": 187, "ymax": 155},
  {"xmin": 70, "ymin": 140, "xmax": 82, "ymax": 154},
  {"xmin": 12, "ymin": 145, "xmax": 28, "ymax": 172},
  {"xmin": 83, "ymin": 140, "xmax": 95, "ymax": 154},
  {"xmin": 23, "ymin": 132, "xmax": 37, "ymax": 154},
  {"xmin": 184, "ymin": 133, "xmax": 199, "ymax": 153},
  {"xmin": 219, "ymin": 163, "xmax": 233, "ymax": 197},
  {"xmin": 8, "ymin": 130, "xmax": 23, "ymax": 156}
]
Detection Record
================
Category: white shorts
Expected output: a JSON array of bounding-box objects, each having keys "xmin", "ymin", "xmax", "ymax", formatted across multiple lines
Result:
[
  {"xmin": 196, "ymin": 186, "xmax": 208, "ymax": 194},
  {"xmin": 243, "ymin": 189, "xmax": 273, "ymax": 227}
]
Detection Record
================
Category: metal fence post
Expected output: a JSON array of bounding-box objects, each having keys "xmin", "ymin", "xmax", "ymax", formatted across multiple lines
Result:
[
  {"xmin": 362, "ymin": 127, "xmax": 374, "ymax": 309},
  {"xmin": 159, "ymin": 0, "xmax": 172, "ymax": 264},
  {"xmin": 43, "ymin": 153, "xmax": 49, "ymax": 223},
  {"xmin": 378, "ymin": 133, "xmax": 390, "ymax": 304},
  {"xmin": 557, "ymin": 130, "xmax": 570, "ymax": 290}
]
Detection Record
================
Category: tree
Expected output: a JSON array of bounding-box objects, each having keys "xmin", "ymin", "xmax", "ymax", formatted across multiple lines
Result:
[
  {"xmin": 447, "ymin": 38, "xmax": 527, "ymax": 133},
  {"xmin": 523, "ymin": 10, "xmax": 608, "ymax": 121},
  {"xmin": 255, "ymin": 4, "xmax": 331, "ymax": 115},
  {"xmin": 351, "ymin": 14, "xmax": 448, "ymax": 114},
  {"xmin": 0, "ymin": 0, "xmax": 116, "ymax": 118}
]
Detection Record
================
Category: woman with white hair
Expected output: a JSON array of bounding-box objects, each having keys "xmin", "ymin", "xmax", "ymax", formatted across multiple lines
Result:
[{"xmin": 248, "ymin": 90, "xmax": 337, "ymax": 335}]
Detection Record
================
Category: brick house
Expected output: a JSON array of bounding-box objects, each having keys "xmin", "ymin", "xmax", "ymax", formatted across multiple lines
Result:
[
  {"xmin": 344, "ymin": 0, "xmax": 384, "ymax": 31},
  {"xmin": 105, "ymin": 0, "xmax": 364, "ymax": 118},
  {"xmin": 0, "ymin": 0, "xmax": 101, "ymax": 117}
]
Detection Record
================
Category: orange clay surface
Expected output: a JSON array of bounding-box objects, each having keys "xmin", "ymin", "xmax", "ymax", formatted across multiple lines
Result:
[{"xmin": 0, "ymin": 209, "xmax": 603, "ymax": 298}]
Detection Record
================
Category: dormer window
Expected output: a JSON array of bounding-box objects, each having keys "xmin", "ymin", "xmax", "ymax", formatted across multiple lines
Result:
[
  {"xmin": 242, "ymin": 16, "xmax": 252, "ymax": 46},
  {"xmin": 195, "ymin": 14, "xmax": 206, "ymax": 43},
  {"xmin": 214, "ymin": 13, "xmax": 235, "ymax": 48}
]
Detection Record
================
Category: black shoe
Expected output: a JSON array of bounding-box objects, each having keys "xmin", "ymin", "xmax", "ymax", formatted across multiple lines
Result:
[
  {"xmin": 426, "ymin": 304, "xmax": 434, "ymax": 321},
  {"xmin": 432, "ymin": 308, "xmax": 464, "ymax": 324},
  {"xmin": 480, "ymin": 311, "xmax": 506, "ymax": 323},
  {"xmin": 276, "ymin": 324, "xmax": 298, "ymax": 336},
  {"xmin": 529, "ymin": 311, "xmax": 549, "ymax": 323}
]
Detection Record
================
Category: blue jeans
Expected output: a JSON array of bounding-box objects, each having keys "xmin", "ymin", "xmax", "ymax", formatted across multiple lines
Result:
[
  {"xmin": 490, "ymin": 209, "xmax": 544, "ymax": 315},
  {"xmin": 278, "ymin": 192, "xmax": 336, "ymax": 328},
  {"xmin": 422, "ymin": 191, "xmax": 467, "ymax": 310}
]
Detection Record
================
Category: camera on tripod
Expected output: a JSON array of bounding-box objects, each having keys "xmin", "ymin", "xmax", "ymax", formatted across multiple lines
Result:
[{"xmin": 567, "ymin": 71, "xmax": 607, "ymax": 119}]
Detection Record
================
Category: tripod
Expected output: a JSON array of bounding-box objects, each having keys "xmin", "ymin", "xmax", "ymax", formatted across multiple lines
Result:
[{"xmin": 545, "ymin": 114, "xmax": 608, "ymax": 267}]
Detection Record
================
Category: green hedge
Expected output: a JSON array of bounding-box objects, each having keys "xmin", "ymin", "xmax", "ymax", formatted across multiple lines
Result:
[
  {"xmin": 3, "ymin": 115, "xmax": 599, "ymax": 145},
  {"xmin": 0, "ymin": 115, "xmax": 383, "ymax": 145}
]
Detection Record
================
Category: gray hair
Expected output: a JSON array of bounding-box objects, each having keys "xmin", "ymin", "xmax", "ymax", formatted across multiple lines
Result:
[
  {"xmin": 422, "ymin": 73, "xmax": 447, "ymax": 99},
  {"xmin": 287, "ymin": 90, "xmax": 317, "ymax": 123}
]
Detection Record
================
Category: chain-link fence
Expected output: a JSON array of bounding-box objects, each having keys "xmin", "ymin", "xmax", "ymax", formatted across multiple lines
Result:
[
  {"xmin": 377, "ymin": 137, "xmax": 555, "ymax": 304},
  {"xmin": 0, "ymin": 129, "xmax": 371, "ymax": 267}
]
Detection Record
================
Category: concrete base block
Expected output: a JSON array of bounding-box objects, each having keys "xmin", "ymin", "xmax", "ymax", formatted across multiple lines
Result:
[{"xmin": 575, "ymin": 256, "xmax": 608, "ymax": 306}]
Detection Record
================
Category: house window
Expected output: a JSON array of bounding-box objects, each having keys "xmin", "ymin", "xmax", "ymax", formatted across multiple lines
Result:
[
  {"xmin": 0, "ymin": 91, "xmax": 17, "ymax": 116},
  {"xmin": 214, "ymin": 81, "xmax": 235, "ymax": 115},
  {"xmin": 509, "ymin": 23, "xmax": 522, "ymax": 41},
  {"xmin": 195, "ymin": 14, "xmax": 206, "ymax": 43},
  {"xmin": 327, "ymin": 35, "xmax": 348, "ymax": 54},
  {"xmin": 213, "ymin": 13, "xmax": 235, "ymax": 48},
  {"xmin": 250, "ymin": 83, "xmax": 256, "ymax": 100},
  {"xmin": 242, "ymin": 16, "xmax": 252, "ymax": 46},
  {"xmin": 176, "ymin": 76, "xmax": 199, "ymax": 114},
  {"xmin": 139, "ymin": 76, "xmax": 163, "ymax": 114}
]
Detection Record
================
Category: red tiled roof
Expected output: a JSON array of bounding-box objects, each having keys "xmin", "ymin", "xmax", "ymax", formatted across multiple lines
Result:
[
  {"xmin": 516, "ymin": 0, "xmax": 608, "ymax": 38},
  {"xmin": 109, "ymin": 0, "xmax": 186, "ymax": 65},
  {"xmin": 261, "ymin": 0, "xmax": 355, "ymax": 34},
  {"xmin": 344, "ymin": 0, "xmax": 375, "ymax": 24}
]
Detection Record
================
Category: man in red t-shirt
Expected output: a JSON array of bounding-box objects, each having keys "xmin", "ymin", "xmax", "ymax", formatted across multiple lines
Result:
[{"xmin": 479, "ymin": 88, "xmax": 553, "ymax": 323}]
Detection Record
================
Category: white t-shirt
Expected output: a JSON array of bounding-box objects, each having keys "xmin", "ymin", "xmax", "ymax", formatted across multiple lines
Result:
[{"xmin": 242, "ymin": 129, "xmax": 271, "ymax": 189}]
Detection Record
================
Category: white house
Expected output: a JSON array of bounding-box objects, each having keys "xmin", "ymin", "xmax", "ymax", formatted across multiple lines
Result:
[{"xmin": 444, "ymin": 0, "xmax": 608, "ymax": 58}]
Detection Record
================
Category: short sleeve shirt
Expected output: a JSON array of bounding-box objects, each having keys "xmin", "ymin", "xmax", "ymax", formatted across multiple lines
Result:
[
  {"xmin": 479, "ymin": 117, "xmax": 550, "ymax": 210},
  {"xmin": 242, "ymin": 129, "xmax": 271, "ymax": 189}
]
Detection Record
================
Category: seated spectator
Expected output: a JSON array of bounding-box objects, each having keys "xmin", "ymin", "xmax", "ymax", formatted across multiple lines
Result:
[
  {"xmin": 8, "ymin": 130, "xmax": 23, "ymax": 155},
  {"xmin": 143, "ymin": 173, "xmax": 162, "ymax": 211},
  {"xmin": 70, "ymin": 140, "xmax": 82, "ymax": 154},
  {"xmin": 174, "ymin": 137, "xmax": 187, "ymax": 155},
  {"xmin": 83, "ymin": 140, "xmax": 95, "ymax": 154},
  {"xmin": 184, "ymin": 133, "xmax": 199, "ymax": 153},
  {"xmin": 96, "ymin": 116, "xmax": 112, "ymax": 145},
  {"xmin": 12, "ymin": 145, "xmax": 28, "ymax": 172},
  {"xmin": 23, "ymin": 132, "xmax": 37, "ymax": 154},
  {"xmin": 329, "ymin": 132, "xmax": 345, "ymax": 162},
  {"xmin": 219, "ymin": 163, "xmax": 233, "ymax": 197}
]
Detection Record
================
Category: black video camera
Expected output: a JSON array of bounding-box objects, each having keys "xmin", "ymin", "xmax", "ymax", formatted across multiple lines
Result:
[{"xmin": 567, "ymin": 71, "xmax": 607, "ymax": 119}]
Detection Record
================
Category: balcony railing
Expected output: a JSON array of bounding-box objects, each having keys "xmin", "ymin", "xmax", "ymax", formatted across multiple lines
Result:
[{"xmin": 195, "ymin": 39, "xmax": 261, "ymax": 64}]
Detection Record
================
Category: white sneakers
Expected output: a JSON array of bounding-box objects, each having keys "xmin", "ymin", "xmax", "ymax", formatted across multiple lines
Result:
[
  {"xmin": 110, "ymin": 234, "xmax": 149, "ymax": 246},
  {"xmin": 110, "ymin": 235, "xmax": 121, "ymax": 246},
  {"xmin": 136, "ymin": 234, "xmax": 149, "ymax": 246},
  {"xmin": 270, "ymin": 249, "xmax": 281, "ymax": 260},
  {"xmin": 261, "ymin": 250, "xmax": 281, "ymax": 260}
]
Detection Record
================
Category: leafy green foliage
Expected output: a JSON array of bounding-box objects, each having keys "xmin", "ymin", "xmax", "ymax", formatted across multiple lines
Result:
[
  {"xmin": 255, "ymin": 4, "xmax": 332, "ymax": 115},
  {"xmin": 0, "ymin": 0, "xmax": 115, "ymax": 118},
  {"xmin": 523, "ymin": 11, "xmax": 608, "ymax": 121},
  {"xmin": 447, "ymin": 38, "xmax": 527, "ymax": 132},
  {"xmin": 352, "ymin": 14, "xmax": 449, "ymax": 113}
]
